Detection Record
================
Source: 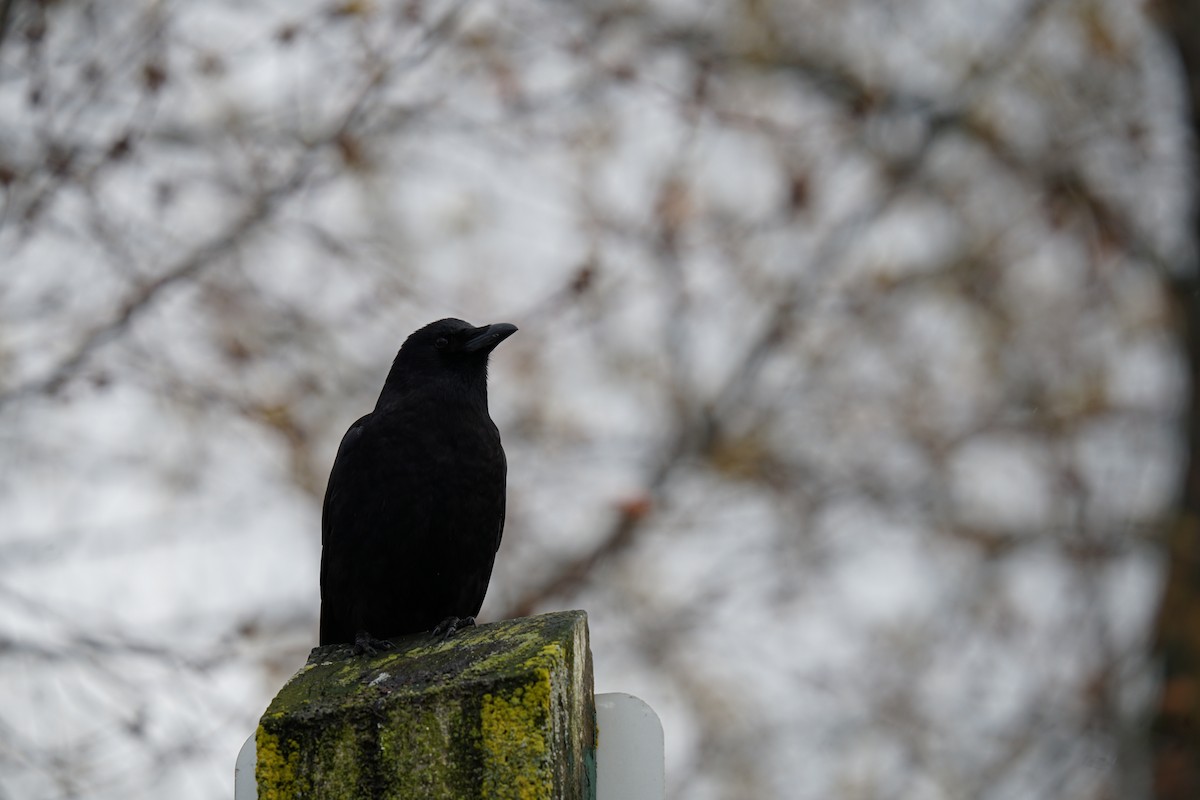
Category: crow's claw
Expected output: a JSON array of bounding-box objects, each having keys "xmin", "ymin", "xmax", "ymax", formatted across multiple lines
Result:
[
  {"xmin": 353, "ymin": 631, "xmax": 394, "ymax": 656},
  {"xmin": 432, "ymin": 616, "xmax": 475, "ymax": 640}
]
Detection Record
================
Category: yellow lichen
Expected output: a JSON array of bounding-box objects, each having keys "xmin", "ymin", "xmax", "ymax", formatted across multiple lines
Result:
[
  {"xmin": 256, "ymin": 723, "xmax": 308, "ymax": 800},
  {"xmin": 480, "ymin": 669, "xmax": 554, "ymax": 800},
  {"xmin": 531, "ymin": 643, "xmax": 562, "ymax": 666}
]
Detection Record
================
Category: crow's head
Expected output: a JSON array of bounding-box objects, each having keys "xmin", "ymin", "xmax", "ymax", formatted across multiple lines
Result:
[{"xmin": 383, "ymin": 318, "xmax": 518, "ymax": 395}]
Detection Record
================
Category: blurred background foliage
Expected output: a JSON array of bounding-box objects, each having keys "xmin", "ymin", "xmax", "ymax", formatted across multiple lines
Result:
[{"xmin": 0, "ymin": 0, "xmax": 1196, "ymax": 798}]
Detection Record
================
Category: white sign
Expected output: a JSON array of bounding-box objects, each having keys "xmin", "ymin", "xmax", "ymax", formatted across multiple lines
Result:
[{"xmin": 595, "ymin": 692, "xmax": 665, "ymax": 800}]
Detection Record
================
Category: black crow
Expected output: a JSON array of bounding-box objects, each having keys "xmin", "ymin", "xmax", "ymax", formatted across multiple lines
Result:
[{"xmin": 319, "ymin": 318, "xmax": 517, "ymax": 653}]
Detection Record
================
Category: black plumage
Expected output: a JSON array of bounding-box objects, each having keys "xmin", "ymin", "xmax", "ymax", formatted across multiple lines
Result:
[{"xmin": 319, "ymin": 318, "xmax": 517, "ymax": 652}]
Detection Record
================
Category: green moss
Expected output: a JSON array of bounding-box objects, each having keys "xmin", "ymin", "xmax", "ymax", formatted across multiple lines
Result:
[{"xmin": 378, "ymin": 694, "xmax": 480, "ymax": 797}]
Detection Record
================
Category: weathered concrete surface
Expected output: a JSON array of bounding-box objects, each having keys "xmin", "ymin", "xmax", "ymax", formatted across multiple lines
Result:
[{"xmin": 257, "ymin": 610, "xmax": 595, "ymax": 800}]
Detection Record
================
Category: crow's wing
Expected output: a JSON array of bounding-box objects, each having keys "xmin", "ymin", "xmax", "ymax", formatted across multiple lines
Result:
[
  {"xmin": 319, "ymin": 413, "xmax": 372, "ymax": 645},
  {"xmin": 493, "ymin": 434, "xmax": 507, "ymax": 553}
]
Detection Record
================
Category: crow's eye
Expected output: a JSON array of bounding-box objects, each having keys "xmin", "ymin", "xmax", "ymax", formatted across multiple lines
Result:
[{"xmin": 435, "ymin": 337, "xmax": 449, "ymax": 350}]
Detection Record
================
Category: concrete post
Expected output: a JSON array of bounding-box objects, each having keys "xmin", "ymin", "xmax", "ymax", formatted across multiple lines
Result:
[{"xmin": 255, "ymin": 610, "xmax": 595, "ymax": 799}]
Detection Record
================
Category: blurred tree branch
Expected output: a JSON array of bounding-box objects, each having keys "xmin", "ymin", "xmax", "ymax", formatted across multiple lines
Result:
[
  {"xmin": 0, "ymin": 0, "xmax": 13, "ymax": 50},
  {"xmin": 505, "ymin": 0, "xmax": 1067, "ymax": 620},
  {"xmin": 0, "ymin": 176, "xmax": 296, "ymax": 405},
  {"xmin": 1153, "ymin": 4, "xmax": 1200, "ymax": 799}
]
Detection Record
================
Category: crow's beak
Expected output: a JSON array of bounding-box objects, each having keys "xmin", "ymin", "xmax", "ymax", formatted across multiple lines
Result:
[{"xmin": 463, "ymin": 322, "xmax": 518, "ymax": 353}]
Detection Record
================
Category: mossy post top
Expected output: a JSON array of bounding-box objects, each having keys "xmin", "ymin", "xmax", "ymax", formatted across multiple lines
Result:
[{"xmin": 257, "ymin": 610, "xmax": 596, "ymax": 800}]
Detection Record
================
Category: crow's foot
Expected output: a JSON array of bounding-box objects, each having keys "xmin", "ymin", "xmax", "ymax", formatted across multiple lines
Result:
[
  {"xmin": 353, "ymin": 631, "xmax": 394, "ymax": 656},
  {"xmin": 432, "ymin": 616, "xmax": 475, "ymax": 640}
]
